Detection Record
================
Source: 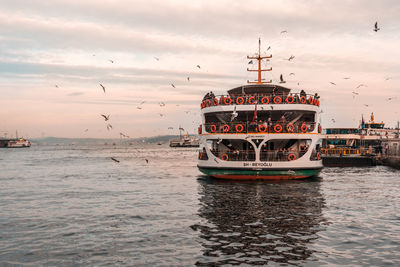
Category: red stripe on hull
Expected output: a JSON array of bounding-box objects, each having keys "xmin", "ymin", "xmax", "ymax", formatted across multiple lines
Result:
[{"xmin": 212, "ymin": 175, "xmax": 309, "ymax": 180}]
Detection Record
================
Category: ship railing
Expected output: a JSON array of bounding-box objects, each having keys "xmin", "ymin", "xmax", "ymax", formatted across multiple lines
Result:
[
  {"xmin": 260, "ymin": 150, "xmax": 307, "ymax": 161},
  {"xmin": 204, "ymin": 121, "xmax": 316, "ymax": 134},
  {"xmin": 321, "ymin": 148, "xmax": 360, "ymax": 156},
  {"xmin": 210, "ymin": 149, "xmax": 256, "ymax": 161},
  {"xmin": 201, "ymin": 93, "xmax": 320, "ymax": 109}
]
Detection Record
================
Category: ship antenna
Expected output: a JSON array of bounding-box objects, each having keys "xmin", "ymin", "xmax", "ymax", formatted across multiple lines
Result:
[{"xmin": 247, "ymin": 38, "xmax": 272, "ymax": 84}]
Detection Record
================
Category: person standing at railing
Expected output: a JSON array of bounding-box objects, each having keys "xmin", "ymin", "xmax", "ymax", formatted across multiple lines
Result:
[{"xmin": 300, "ymin": 89, "xmax": 306, "ymax": 98}]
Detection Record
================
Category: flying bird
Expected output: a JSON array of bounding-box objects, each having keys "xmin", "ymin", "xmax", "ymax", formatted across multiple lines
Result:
[
  {"xmin": 196, "ymin": 65, "xmax": 201, "ymax": 69},
  {"xmin": 330, "ymin": 82, "xmax": 336, "ymax": 85},
  {"xmin": 101, "ymin": 114, "xmax": 110, "ymax": 121},
  {"xmin": 100, "ymin": 84, "xmax": 106, "ymax": 93},
  {"xmin": 287, "ymin": 55, "xmax": 295, "ymax": 61},
  {"xmin": 289, "ymin": 73, "xmax": 295, "ymax": 76},
  {"xmin": 106, "ymin": 124, "xmax": 113, "ymax": 130},
  {"xmin": 280, "ymin": 30, "xmax": 287, "ymax": 34},
  {"xmin": 267, "ymin": 46, "xmax": 271, "ymax": 51},
  {"xmin": 159, "ymin": 102, "xmax": 165, "ymax": 107},
  {"xmin": 145, "ymin": 159, "xmax": 149, "ymax": 164},
  {"xmin": 248, "ymin": 60, "xmax": 253, "ymax": 64},
  {"xmin": 136, "ymin": 106, "xmax": 142, "ymax": 110},
  {"xmin": 108, "ymin": 59, "xmax": 114, "ymax": 63},
  {"xmin": 187, "ymin": 77, "xmax": 190, "ymax": 81},
  {"xmin": 364, "ymin": 104, "xmax": 369, "ymax": 107},
  {"xmin": 386, "ymin": 97, "xmax": 395, "ymax": 101},
  {"xmin": 154, "ymin": 57, "xmax": 160, "ymax": 61},
  {"xmin": 111, "ymin": 157, "xmax": 120, "ymax": 163},
  {"xmin": 352, "ymin": 91, "xmax": 359, "ymax": 95},
  {"xmin": 171, "ymin": 83, "xmax": 175, "ymax": 88},
  {"xmin": 84, "ymin": 129, "xmax": 88, "ymax": 132},
  {"xmin": 356, "ymin": 84, "xmax": 367, "ymax": 88},
  {"xmin": 168, "ymin": 127, "xmax": 174, "ymax": 130},
  {"xmin": 159, "ymin": 113, "xmax": 165, "ymax": 117},
  {"xmin": 343, "ymin": 77, "xmax": 351, "ymax": 80},
  {"xmin": 279, "ymin": 74, "xmax": 286, "ymax": 83},
  {"xmin": 230, "ymin": 106, "xmax": 238, "ymax": 121},
  {"xmin": 374, "ymin": 21, "xmax": 380, "ymax": 32},
  {"xmin": 54, "ymin": 84, "xmax": 59, "ymax": 88},
  {"xmin": 385, "ymin": 77, "xmax": 392, "ymax": 81},
  {"xmin": 331, "ymin": 119, "xmax": 336, "ymax": 123}
]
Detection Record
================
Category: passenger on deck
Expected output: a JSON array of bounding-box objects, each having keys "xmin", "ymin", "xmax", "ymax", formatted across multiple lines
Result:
[
  {"xmin": 209, "ymin": 91, "xmax": 215, "ymax": 99},
  {"xmin": 300, "ymin": 89, "xmax": 306, "ymax": 98},
  {"xmin": 203, "ymin": 92, "xmax": 210, "ymax": 101},
  {"xmin": 280, "ymin": 115, "xmax": 287, "ymax": 123}
]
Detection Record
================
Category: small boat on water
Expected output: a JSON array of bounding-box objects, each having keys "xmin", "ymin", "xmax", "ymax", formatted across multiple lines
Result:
[
  {"xmin": 197, "ymin": 39, "xmax": 323, "ymax": 180},
  {"xmin": 169, "ymin": 127, "xmax": 200, "ymax": 147},
  {"xmin": 0, "ymin": 138, "xmax": 31, "ymax": 148}
]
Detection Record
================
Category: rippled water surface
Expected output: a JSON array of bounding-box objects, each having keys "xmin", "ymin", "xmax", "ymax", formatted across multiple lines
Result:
[{"xmin": 1, "ymin": 144, "xmax": 400, "ymax": 266}]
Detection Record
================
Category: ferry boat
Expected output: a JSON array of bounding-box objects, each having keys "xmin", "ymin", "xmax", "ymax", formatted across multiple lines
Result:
[
  {"xmin": 0, "ymin": 138, "xmax": 31, "ymax": 148},
  {"xmin": 169, "ymin": 128, "xmax": 200, "ymax": 147},
  {"xmin": 197, "ymin": 40, "xmax": 323, "ymax": 180}
]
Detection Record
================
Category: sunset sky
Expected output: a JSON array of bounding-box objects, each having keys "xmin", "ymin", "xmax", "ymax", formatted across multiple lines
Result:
[{"xmin": 0, "ymin": 0, "xmax": 399, "ymax": 138}]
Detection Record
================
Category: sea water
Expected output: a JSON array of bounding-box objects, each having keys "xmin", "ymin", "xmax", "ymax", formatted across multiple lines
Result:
[{"xmin": 1, "ymin": 144, "xmax": 399, "ymax": 266}]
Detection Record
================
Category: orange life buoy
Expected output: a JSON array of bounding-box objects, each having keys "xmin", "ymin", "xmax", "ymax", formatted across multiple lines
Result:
[
  {"xmin": 201, "ymin": 102, "xmax": 204, "ymax": 109},
  {"xmin": 221, "ymin": 153, "xmax": 229, "ymax": 161},
  {"xmin": 213, "ymin": 98, "xmax": 219, "ymax": 106},
  {"xmin": 288, "ymin": 153, "xmax": 296, "ymax": 161},
  {"xmin": 206, "ymin": 100, "xmax": 211, "ymax": 107},
  {"xmin": 316, "ymin": 99, "xmax": 320, "ymax": 106},
  {"xmin": 258, "ymin": 124, "xmax": 267, "ymax": 132},
  {"xmin": 248, "ymin": 96, "xmax": 256, "ymax": 104},
  {"xmin": 286, "ymin": 123, "xmax": 294, "ymax": 132},
  {"xmin": 235, "ymin": 124, "xmax": 244, "ymax": 133},
  {"xmin": 300, "ymin": 123, "xmax": 308, "ymax": 133},
  {"xmin": 198, "ymin": 126, "xmax": 202, "ymax": 134},
  {"xmin": 274, "ymin": 124, "xmax": 283, "ymax": 133},
  {"xmin": 308, "ymin": 96, "xmax": 313, "ymax": 104},
  {"xmin": 261, "ymin": 96, "xmax": 269, "ymax": 104},
  {"xmin": 199, "ymin": 152, "xmax": 203, "ymax": 160},
  {"xmin": 316, "ymin": 152, "xmax": 321, "ymax": 160},
  {"xmin": 286, "ymin": 96, "xmax": 294, "ymax": 104},
  {"xmin": 273, "ymin": 96, "xmax": 282, "ymax": 104},
  {"xmin": 210, "ymin": 124, "xmax": 217, "ymax": 133},
  {"xmin": 236, "ymin": 97, "xmax": 245, "ymax": 105},
  {"xmin": 318, "ymin": 124, "xmax": 322, "ymax": 133},
  {"xmin": 300, "ymin": 96, "xmax": 307, "ymax": 104},
  {"xmin": 222, "ymin": 124, "xmax": 230, "ymax": 132},
  {"xmin": 223, "ymin": 97, "xmax": 232, "ymax": 105}
]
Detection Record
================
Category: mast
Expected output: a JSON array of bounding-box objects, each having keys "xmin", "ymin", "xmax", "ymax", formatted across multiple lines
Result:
[{"xmin": 247, "ymin": 38, "xmax": 272, "ymax": 84}]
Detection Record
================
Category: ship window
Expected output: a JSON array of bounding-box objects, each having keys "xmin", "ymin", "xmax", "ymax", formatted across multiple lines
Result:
[{"xmin": 260, "ymin": 139, "xmax": 311, "ymax": 161}]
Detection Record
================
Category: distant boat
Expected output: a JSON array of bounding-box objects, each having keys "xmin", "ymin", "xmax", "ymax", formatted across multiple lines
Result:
[
  {"xmin": 169, "ymin": 128, "xmax": 199, "ymax": 147},
  {"xmin": 157, "ymin": 141, "xmax": 163, "ymax": 145},
  {"xmin": 0, "ymin": 138, "xmax": 31, "ymax": 148}
]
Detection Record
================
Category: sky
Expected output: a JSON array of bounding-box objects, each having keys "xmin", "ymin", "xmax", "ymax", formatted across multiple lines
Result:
[{"xmin": 0, "ymin": 0, "xmax": 399, "ymax": 138}]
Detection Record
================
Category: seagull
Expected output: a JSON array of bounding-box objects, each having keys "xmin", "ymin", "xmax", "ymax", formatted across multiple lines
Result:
[
  {"xmin": 288, "ymin": 55, "xmax": 295, "ymax": 61},
  {"xmin": 136, "ymin": 106, "xmax": 142, "ymax": 110},
  {"xmin": 279, "ymin": 74, "xmax": 286, "ymax": 83},
  {"xmin": 196, "ymin": 65, "xmax": 201, "ymax": 69},
  {"xmin": 330, "ymin": 82, "xmax": 336, "ymax": 85},
  {"xmin": 374, "ymin": 21, "xmax": 380, "ymax": 32},
  {"xmin": 280, "ymin": 30, "xmax": 287, "ymax": 34},
  {"xmin": 55, "ymin": 84, "xmax": 59, "ymax": 88},
  {"xmin": 101, "ymin": 114, "xmax": 110, "ymax": 121},
  {"xmin": 84, "ymin": 129, "xmax": 88, "ymax": 132},
  {"xmin": 109, "ymin": 59, "xmax": 114, "ymax": 63},
  {"xmin": 343, "ymin": 77, "xmax": 351, "ymax": 79},
  {"xmin": 187, "ymin": 77, "xmax": 190, "ymax": 81},
  {"xmin": 106, "ymin": 124, "xmax": 113, "ymax": 130},
  {"xmin": 386, "ymin": 97, "xmax": 395, "ymax": 101},
  {"xmin": 111, "ymin": 157, "xmax": 120, "ymax": 163},
  {"xmin": 267, "ymin": 46, "xmax": 271, "ymax": 51},
  {"xmin": 248, "ymin": 60, "xmax": 253, "ymax": 64},
  {"xmin": 385, "ymin": 77, "xmax": 392, "ymax": 81},
  {"xmin": 154, "ymin": 57, "xmax": 160, "ymax": 61},
  {"xmin": 168, "ymin": 127, "xmax": 174, "ymax": 130},
  {"xmin": 159, "ymin": 113, "xmax": 165, "ymax": 117},
  {"xmin": 297, "ymin": 82, "xmax": 300, "ymax": 86},
  {"xmin": 352, "ymin": 91, "xmax": 359, "ymax": 95},
  {"xmin": 100, "ymin": 84, "xmax": 106, "ymax": 93},
  {"xmin": 230, "ymin": 106, "xmax": 238, "ymax": 121},
  {"xmin": 364, "ymin": 104, "xmax": 369, "ymax": 107},
  {"xmin": 331, "ymin": 119, "xmax": 336, "ymax": 123},
  {"xmin": 289, "ymin": 73, "xmax": 295, "ymax": 76},
  {"xmin": 145, "ymin": 159, "xmax": 149, "ymax": 164},
  {"xmin": 356, "ymin": 84, "xmax": 367, "ymax": 89},
  {"xmin": 171, "ymin": 83, "xmax": 175, "ymax": 88},
  {"xmin": 270, "ymin": 106, "xmax": 274, "ymax": 110},
  {"xmin": 159, "ymin": 102, "xmax": 165, "ymax": 107}
]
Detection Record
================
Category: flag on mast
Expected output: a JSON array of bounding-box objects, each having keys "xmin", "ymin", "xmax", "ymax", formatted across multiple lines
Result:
[{"xmin": 251, "ymin": 101, "xmax": 258, "ymax": 122}]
